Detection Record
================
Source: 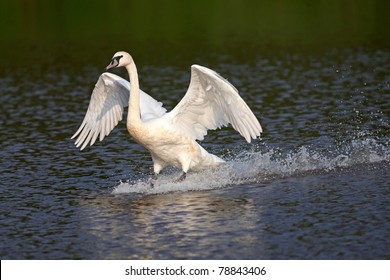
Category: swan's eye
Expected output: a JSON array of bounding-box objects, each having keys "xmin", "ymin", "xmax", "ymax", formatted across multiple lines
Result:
[{"xmin": 114, "ymin": 55, "xmax": 123, "ymax": 63}]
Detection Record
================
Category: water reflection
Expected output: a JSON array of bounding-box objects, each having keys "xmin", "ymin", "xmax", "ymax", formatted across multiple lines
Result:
[
  {"xmin": 0, "ymin": 47, "xmax": 388, "ymax": 259},
  {"xmin": 79, "ymin": 190, "xmax": 260, "ymax": 259}
]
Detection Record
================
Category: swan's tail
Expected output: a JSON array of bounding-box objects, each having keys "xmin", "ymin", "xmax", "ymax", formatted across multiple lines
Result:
[
  {"xmin": 190, "ymin": 145, "xmax": 225, "ymax": 171},
  {"xmin": 209, "ymin": 153, "xmax": 225, "ymax": 164}
]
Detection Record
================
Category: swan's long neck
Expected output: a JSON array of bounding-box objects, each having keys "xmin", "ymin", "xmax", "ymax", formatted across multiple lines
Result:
[{"xmin": 125, "ymin": 62, "xmax": 141, "ymax": 124}]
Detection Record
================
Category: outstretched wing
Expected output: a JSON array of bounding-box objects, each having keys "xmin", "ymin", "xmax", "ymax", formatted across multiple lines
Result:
[
  {"xmin": 72, "ymin": 72, "xmax": 166, "ymax": 150},
  {"xmin": 165, "ymin": 65, "xmax": 262, "ymax": 142}
]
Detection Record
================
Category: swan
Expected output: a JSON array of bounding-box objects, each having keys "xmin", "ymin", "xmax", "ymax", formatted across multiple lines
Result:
[{"xmin": 72, "ymin": 51, "xmax": 262, "ymax": 182}]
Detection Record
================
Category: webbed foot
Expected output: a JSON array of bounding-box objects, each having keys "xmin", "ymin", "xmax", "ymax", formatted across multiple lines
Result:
[
  {"xmin": 175, "ymin": 172, "xmax": 187, "ymax": 183},
  {"xmin": 149, "ymin": 173, "xmax": 158, "ymax": 187}
]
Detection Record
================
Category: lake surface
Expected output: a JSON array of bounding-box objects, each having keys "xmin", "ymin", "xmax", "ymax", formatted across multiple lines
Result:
[{"xmin": 0, "ymin": 47, "xmax": 389, "ymax": 259}]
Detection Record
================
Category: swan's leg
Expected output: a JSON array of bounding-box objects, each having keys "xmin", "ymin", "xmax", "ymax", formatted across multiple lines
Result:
[
  {"xmin": 175, "ymin": 172, "xmax": 187, "ymax": 182},
  {"xmin": 148, "ymin": 172, "xmax": 159, "ymax": 187},
  {"xmin": 175, "ymin": 152, "xmax": 192, "ymax": 183},
  {"xmin": 151, "ymin": 173, "xmax": 158, "ymax": 180},
  {"xmin": 150, "ymin": 156, "xmax": 165, "ymax": 186}
]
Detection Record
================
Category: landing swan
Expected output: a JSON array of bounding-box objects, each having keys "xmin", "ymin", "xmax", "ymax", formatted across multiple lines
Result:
[{"xmin": 72, "ymin": 51, "xmax": 262, "ymax": 181}]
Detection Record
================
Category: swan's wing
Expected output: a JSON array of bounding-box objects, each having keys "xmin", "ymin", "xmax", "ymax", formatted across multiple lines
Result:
[
  {"xmin": 165, "ymin": 65, "xmax": 262, "ymax": 142},
  {"xmin": 72, "ymin": 72, "xmax": 166, "ymax": 150},
  {"xmin": 139, "ymin": 85, "xmax": 167, "ymax": 122}
]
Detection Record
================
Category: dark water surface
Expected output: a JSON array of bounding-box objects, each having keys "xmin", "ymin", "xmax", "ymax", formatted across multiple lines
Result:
[{"xmin": 0, "ymin": 47, "xmax": 389, "ymax": 259}]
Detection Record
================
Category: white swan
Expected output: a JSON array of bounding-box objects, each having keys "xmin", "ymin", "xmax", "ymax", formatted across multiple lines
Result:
[{"xmin": 72, "ymin": 51, "xmax": 262, "ymax": 181}]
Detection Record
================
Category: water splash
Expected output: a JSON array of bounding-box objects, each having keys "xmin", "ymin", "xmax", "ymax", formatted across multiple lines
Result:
[{"xmin": 112, "ymin": 138, "xmax": 389, "ymax": 195}]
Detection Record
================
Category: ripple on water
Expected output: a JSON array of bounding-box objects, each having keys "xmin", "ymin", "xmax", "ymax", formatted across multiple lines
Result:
[{"xmin": 0, "ymin": 48, "xmax": 389, "ymax": 259}]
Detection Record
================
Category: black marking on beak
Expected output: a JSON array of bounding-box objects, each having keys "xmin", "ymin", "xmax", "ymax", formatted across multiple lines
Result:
[{"xmin": 105, "ymin": 55, "xmax": 123, "ymax": 70}]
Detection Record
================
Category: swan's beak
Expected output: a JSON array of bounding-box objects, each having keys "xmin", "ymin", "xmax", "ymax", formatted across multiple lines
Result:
[{"xmin": 105, "ymin": 59, "xmax": 119, "ymax": 70}]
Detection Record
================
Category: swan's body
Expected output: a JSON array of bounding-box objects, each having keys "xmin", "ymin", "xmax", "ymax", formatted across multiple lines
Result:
[{"xmin": 72, "ymin": 51, "xmax": 262, "ymax": 181}]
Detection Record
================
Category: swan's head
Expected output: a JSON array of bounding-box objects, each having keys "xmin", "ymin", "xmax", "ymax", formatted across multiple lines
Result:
[{"xmin": 106, "ymin": 51, "xmax": 133, "ymax": 70}]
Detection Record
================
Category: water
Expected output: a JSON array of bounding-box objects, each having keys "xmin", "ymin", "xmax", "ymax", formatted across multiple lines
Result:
[{"xmin": 0, "ymin": 48, "xmax": 389, "ymax": 259}]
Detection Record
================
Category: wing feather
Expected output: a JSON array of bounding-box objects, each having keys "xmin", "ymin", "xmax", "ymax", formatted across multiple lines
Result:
[
  {"xmin": 165, "ymin": 65, "xmax": 262, "ymax": 142},
  {"xmin": 72, "ymin": 72, "xmax": 166, "ymax": 150}
]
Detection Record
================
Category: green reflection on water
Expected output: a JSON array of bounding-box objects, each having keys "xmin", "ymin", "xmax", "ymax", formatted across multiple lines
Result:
[{"xmin": 0, "ymin": 0, "xmax": 389, "ymax": 67}]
